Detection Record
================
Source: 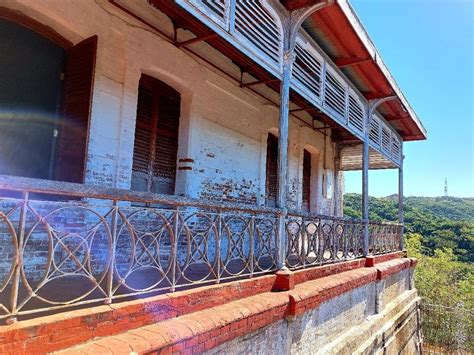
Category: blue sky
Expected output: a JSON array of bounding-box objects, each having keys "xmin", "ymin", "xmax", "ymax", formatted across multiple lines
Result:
[{"xmin": 344, "ymin": 0, "xmax": 473, "ymax": 198}]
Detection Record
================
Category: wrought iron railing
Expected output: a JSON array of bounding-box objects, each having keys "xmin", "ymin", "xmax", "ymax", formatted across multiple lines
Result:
[
  {"xmin": 421, "ymin": 301, "xmax": 474, "ymax": 354},
  {"xmin": 0, "ymin": 175, "xmax": 402, "ymax": 321},
  {"xmin": 368, "ymin": 221, "xmax": 402, "ymax": 255},
  {"xmin": 285, "ymin": 212, "xmax": 365, "ymax": 270}
]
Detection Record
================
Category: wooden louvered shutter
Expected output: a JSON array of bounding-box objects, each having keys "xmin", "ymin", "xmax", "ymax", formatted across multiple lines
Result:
[
  {"xmin": 132, "ymin": 75, "xmax": 180, "ymax": 195},
  {"xmin": 265, "ymin": 133, "xmax": 278, "ymax": 207},
  {"xmin": 131, "ymin": 82, "xmax": 154, "ymax": 192},
  {"xmin": 302, "ymin": 150, "xmax": 311, "ymax": 212},
  {"xmin": 56, "ymin": 35, "xmax": 97, "ymax": 183},
  {"xmin": 152, "ymin": 89, "xmax": 179, "ymax": 194}
]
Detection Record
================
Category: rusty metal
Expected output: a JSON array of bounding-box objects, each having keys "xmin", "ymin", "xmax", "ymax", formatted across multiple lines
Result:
[
  {"xmin": 368, "ymin": 221, "xmax": 402, "ymax": 255},
  {"xmin": 0, "ymin": 176, "xmax": 401, "ymax": 321},
  {"xmin": 0, "ymin": 176, "xmax": 278, "ymax": 321},
  {"xmin": 285, "ymin": 211, "xmax": 366, "ymax": 269}
]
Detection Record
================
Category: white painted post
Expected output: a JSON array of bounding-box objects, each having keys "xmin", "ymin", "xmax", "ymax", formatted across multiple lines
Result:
[
  {"xmin": 362, "ymin": 138, "xmax": 370, "ymax": 256},
  {"xmin": 273, "ymin": 0, "xmax": 334, "ymax": 271},
  {"xmin": 362, "ymin": 107, "xmax": 370, "ymax": 256},
  {"xmin": 276, "ymin": 49, "xmax": 294, "ymax": 270},
  {"xmin": 333, "ymin": 144, "xmax": 341, "ymax": 217}
]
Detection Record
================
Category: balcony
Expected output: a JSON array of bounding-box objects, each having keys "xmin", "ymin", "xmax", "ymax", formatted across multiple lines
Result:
[{"xmin": 0, "ymin": 175, "xmax": 401, "ymax": 323}]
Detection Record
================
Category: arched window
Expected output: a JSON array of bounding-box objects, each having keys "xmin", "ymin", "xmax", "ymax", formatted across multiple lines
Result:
[
  {"xmin": 0, "ymin": 17, "xmax": 97, "ymax": 183},
  {"xmin": 131, "ymin": 75, "xmax": 180, "ymax": 195},
  {"xmin": 302, "ymin": 147, "xmax": 320, "ymax": 213},
  {"xmin": 265, "ymin": 133, "xmax": 278, "ymax": 207},
  {"xmin": 302, "ymin": 149, "xmax": 312, "ymax": 212}
]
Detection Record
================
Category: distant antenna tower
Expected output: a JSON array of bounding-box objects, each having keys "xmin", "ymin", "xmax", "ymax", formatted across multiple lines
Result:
[{"xmin": 444, "ymin": 178, "xmax": 448, "ymax": 197}]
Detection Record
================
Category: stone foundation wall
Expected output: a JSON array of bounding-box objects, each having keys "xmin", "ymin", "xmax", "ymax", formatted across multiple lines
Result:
[{"xmin": 208, "ymin": 262, "xmax": 419, "ymax": 355}]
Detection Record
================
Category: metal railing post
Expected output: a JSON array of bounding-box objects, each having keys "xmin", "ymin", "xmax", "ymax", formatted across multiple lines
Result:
[
  {"xmin": 249, "ymin": 216, "xmax": 255, "ymax": 278},
  {"xmin": 216, "ymin": 210, "xmax": 222, "ymax": 283},
  {"xmin": 7, "ymin": 191, "xmax": 28, "ymax": 324},
  {"xmin": 171, "ymin": 207, "xmax": 180, "ymax": 292},
  {"xmin": 105, "ymin": 200, "xmax": 118, "ymax": 304},
  {"xmin": 276, "ymin": 211, "xmax": 287, "ymax": 270}
]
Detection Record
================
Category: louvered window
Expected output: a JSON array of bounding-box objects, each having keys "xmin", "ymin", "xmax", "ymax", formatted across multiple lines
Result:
[
  {"xmin": 132, "ymin": 75, "xmax": 180, "ymax": 195},
  {"xmin": 302, "ymin": 150, "xmax": 311, "ymax": 212},
  {"xmin": 265, "ymin": 133, "xmax": 278, "ymax": 207},
  {"xmin": 392, "ymin": 136, "xmax": 402, "ymax": 162},
  {"xmin": 348, "ymin": 92, "xmax": 365, "ymax": 135},
  {"xmin": 187, "ymin": 0, "xmax": 228, "ymax": 28},
  {"xmin": 381, "ymin": 125, "xmax": 391, "ymax": 154},
  {"xmin": 324, "ymin": 70, "xmax": 346, "ymax": 119},
  {"xmin": 293, "ymin": 39, "xmax": 323, "ymax": 101},
  {"xmin": 235, "ymin": 1, "xmax": 281, "ymax": 67},
  {"xmin": 369, "ymin": 116, "xmax": 381, "ymax": 147}
]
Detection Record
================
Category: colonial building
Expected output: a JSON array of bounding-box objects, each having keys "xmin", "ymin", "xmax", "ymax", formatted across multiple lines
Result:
[{"xmin": 0, "ymin": 0, "xmax": 426, "ymax": 353}]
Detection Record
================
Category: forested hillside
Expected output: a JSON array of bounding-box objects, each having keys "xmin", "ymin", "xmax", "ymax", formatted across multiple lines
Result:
[
  {"xmin": 344, "ymin": 193, "xmax": 473, "ymax": 320},
  {"xmin": 343, "ymin": 194, "xmax": 474, "ymax": 263}
]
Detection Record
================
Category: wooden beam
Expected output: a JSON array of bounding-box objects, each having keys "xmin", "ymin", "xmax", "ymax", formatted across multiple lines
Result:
[
  {"xmin": 384, "ymin": 114, "xmax": 409, "ymax": 121},
  {"xmin": 240, "ymin": 78, "xmax": 279, "ymax": 88},
  {"xmin": 280, "ymin": 0, "xmax": 327, "ymax": 11},
  {"xmin": 176, "ymin": 34, "xmax": 218, "ymax": 47},
  {"xmin": 363, "ymin": 92, "xmax": 395, "ymax": 100},
  {"xmin": 334, "ymin": 56, "xmax": 372, "ymax": 68},
  {"xmin": 289, "ymin": 107, "xmax": 319, "ymax": 113}
]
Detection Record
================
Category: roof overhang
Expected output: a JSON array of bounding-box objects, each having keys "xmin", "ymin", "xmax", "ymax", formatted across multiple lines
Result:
[
  {"xmin": 118, "ymin": 0, "xmax": 425, "ymax": 144},
  {"xmin": 283, "ymin": 0, "xmax": 427, "ymax": 141}
]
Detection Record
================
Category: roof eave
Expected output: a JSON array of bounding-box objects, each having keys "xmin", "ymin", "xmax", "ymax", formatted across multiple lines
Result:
[{"xmin": 336, "ymin": 0, "xmax": 427, "ymax": 140}]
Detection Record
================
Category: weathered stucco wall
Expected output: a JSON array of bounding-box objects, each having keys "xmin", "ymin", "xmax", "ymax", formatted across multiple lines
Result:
[{"xmin": 1, "ymin": 0, "xmax": 340, "ymax": 214}]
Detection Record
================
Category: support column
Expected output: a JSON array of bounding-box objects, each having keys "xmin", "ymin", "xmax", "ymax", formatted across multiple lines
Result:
[
  {"xmin": 333, "ymin": 144, "xmax": 341, "ymax": 217},
  {"xmin": 363, "ymin": 96, "xmax": 397, "ymax": 256},
  {"xmin": 362, "ymin": 136, "xmax": 370, "ymax": 256},
  {"xmin": 398, "ymin": 153, "xmax": 404, "ymax": 251},
  {"xmin": 272, "ymin": 1, "xmax": 332, "ymax": 288},
  {"xmin": 276, "ymin": 50, "xmax": 294, "ymax": 271}
]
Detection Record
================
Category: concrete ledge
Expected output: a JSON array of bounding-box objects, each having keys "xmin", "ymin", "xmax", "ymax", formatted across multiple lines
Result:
[
  {"xmin": 55, "ymin": 293, "xmax": 290, "ymax": 355},
  {"xmin": 293, "ymin": 259, "xmax": 366, "ymax": 285},
  {"xmin": 365, "ymin": 251, "xmax": 405, "ymax": 267},
  {"xmin": 288, "ymin": 268, "xmax": 378, "ymax": 316},
  {"xmin": 376, "ymin": 258, "xmax": 411, "ymax": 280}
]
